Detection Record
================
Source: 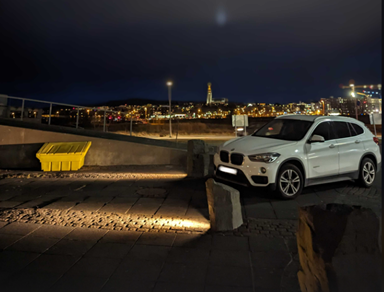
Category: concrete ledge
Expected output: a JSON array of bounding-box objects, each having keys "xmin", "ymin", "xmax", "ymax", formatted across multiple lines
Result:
[
  {"xmin": 0, "ymin": 120, "xmax": 187, "ymax": 168},
  {"xmin": 0, "ymin": 118, "xmax": 186, "ymax": 150}
]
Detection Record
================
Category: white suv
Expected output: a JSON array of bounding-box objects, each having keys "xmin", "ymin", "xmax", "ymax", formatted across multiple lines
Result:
[{"xmin": 214, "ymin": 115, "xmax": 381, "ymax": 199}]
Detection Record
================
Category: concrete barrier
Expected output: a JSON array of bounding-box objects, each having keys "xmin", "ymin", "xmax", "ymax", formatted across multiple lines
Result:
[
  {"xmin": 205, "ymin": 178, "xmax": 243, "ymax": 231},
  {"xmin": 0, "ymin": 119, "xmax": 187, "ymax": 169},
  {"xmin": 187, "ymin": 140, "xmax": 215, "ymax": 177}
]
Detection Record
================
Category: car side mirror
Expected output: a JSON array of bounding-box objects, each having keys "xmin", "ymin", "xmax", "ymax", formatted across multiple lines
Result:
[{"xmin": 309, "ymin": 134, "xmax": 325, "ymax": 143}]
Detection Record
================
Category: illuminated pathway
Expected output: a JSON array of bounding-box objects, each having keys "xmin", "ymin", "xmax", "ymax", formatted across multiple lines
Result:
[{"xmin": 0, "ymin": 166, "xmax": 381, "ymax": 291}]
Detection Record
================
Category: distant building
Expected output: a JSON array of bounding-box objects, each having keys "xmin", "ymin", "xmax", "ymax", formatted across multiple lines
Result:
[
  {"xmin": 206, "ymin": 82, "xmax": 213, "ymax": 105},
  {"xmin": 363, "ymin": 97, "xmax": 382, "ymax": 114},
  {"xmin": 212, "ymin": 98, "xmax": 228, "ymax": 105},
  {"xmin": 206, "ymin": 82, "xmax": 228, "ymax": 105}
]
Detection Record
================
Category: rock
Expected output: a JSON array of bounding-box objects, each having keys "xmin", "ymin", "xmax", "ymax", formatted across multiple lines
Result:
[
  {"xmin": 205, "ymin": 178, "xmax": 243, "ymax": 231},
  {"xmin": 187, "ymin": 140, "xmax": 210, "ymax": 178},
  {"xmin": 297, "ymin": 204, "xmax": 381, "ymax": 292}
]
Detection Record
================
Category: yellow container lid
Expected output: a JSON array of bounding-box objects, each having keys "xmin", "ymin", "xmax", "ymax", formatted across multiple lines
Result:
[{"xmin": 36, "ymin": 141, "xmax": 92, "ymax": 157}]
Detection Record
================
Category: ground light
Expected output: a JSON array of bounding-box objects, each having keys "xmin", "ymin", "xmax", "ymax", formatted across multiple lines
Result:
[{"xmin": 0, "ymin": 208, "xmax": 211, "ymax": 232}]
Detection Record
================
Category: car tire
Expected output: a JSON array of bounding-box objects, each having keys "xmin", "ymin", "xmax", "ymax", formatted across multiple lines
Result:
[
  {"xmin": 358, "ymin": 158, "xmax": 376, "ymax": 188},
  {"xmin": 276, "ymin": 163, "xmax": 304, "ymax": 200}
]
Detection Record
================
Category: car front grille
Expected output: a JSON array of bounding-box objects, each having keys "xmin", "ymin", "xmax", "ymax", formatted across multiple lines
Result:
[
  {"xmin": 220, "ymin": 151, "xmax": 229, "ymax": 163},
  {"xmin": 230, "ymin": 153, "xmax": 244, "ymax": 165}
]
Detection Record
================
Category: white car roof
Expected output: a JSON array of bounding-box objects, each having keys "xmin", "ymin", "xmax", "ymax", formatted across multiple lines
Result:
[{"xmin": 276, "ymin": 115, "xmax": 365, "ymax": 125}]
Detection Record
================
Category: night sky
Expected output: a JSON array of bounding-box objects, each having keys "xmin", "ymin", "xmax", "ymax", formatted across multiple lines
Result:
[{"xmin": 0, "ymin": 0, "xmax": 381, "ymax": 105}]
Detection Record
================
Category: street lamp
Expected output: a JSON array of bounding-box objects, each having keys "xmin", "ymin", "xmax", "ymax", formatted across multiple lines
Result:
[
  {"xmin": 167, "ymin": 81, "xmax": 173, "ymax": 137},
  {"xmin": 320, "ymin": 100, "xmax": 325, "ymax": 116},
  {"xmin": 350, "ymin": 83, "xmax": 358, "ymax": 120}
]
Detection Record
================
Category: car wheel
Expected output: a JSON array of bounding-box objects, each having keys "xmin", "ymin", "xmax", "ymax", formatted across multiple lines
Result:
[
  {"xmin": 276, "ymin": 163, "xmax": 303, "ymax": 199},
  {"xmin": 358, "ymin": 158, "xmax": 376, "ymax": 188}
]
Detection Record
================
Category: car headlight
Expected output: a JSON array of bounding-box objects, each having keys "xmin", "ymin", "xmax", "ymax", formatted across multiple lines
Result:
[{"xmin": 248, "ymin": 153, "xmax": 280, "ymax": 163}]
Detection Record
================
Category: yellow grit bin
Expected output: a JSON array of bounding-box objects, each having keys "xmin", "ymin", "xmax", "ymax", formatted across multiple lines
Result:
[{"xmin": 36, "ymin": 141, "xmax": 92, "ymax": 171}]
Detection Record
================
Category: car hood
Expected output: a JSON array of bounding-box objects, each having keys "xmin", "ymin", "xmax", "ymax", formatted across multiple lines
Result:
[{"xmin": 221, "ymin": 136, "xmax": 297, "ymax": 154}]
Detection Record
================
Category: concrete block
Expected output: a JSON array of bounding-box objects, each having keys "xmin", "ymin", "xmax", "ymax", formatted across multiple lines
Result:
[
  {"xmin": 297, "ymin": 204, "xmax": 381, "ymax": 292},
  {"xmin": 205, "ymin": 178, "xmax": 243, "ymax": 231},
  {"xmin": 187, "ymin": 139, "xmax": 209, "ymax": 155},
  {"xmin": 187, "ymin": 140, "xmax": 211, "ymax": 178}
]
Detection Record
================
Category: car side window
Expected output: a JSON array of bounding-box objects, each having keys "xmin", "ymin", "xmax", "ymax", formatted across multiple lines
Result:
[
  {"xmin": 349, "ymin": 123, "xmax": 364, "ymax": 135},
  {"xmin": 312, "ymin": 122, "xmax": 333, "ymax": 141},
  {"xmin": 332, "ymin": 122, "xmax": 351, "ymax": 139},
  {"xmin": 348, "ymin": 123, "xmax": 357, "ymax": 136}
]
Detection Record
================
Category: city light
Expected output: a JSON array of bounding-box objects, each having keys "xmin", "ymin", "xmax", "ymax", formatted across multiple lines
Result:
[{"xmin": 167, "ymin": 81, "xmax": 172, "ymax": 86}]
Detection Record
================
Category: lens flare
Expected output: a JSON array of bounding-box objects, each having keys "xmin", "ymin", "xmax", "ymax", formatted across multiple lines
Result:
[{"xmin": 216, "ymin": 7, "xmax": 227, "ymax": 26}]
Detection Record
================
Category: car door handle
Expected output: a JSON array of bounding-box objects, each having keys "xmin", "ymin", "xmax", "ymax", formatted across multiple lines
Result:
[
  {"xmin": 329, "ymin": 144, "xmax": 335, "ymax": 148},
  {"xmin": 355, "ymin": 140, "xmax": 360, "ymax": 144}
]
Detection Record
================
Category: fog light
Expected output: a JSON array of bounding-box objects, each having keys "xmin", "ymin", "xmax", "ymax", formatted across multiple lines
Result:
[{"xmin": 260, "ymin": 167, "xmax": 267, "ymax": 174}]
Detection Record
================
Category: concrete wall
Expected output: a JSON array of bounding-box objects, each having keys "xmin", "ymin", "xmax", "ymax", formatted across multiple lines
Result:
[{"xmin": 0, "ymin": 124, "xmax": 187, "ymax": 169}]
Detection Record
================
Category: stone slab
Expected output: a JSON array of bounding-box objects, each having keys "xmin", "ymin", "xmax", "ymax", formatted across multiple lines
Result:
[
  {"xmin": 100, "ymin": 230, "xmax": 142, "ymax": 244},
  {"xmin": 206, "ymin": 265, "xmax": 253, "ymax": 287},
  {"xmin": 0, "ymin": 222, "xmax": 41, "ymax": 236},
  {"xmin": 0, "ymin": 250, "xmax": 40, "ymax": 273},
  {"xmin": 22, "ymin": 254, "xmax": 80, "ymax": 274},
  {"xmin": 99, "ymin": 197, "xmax": 137, "ymax": 214},
  {"xmin": 158, "ymin": 262, "xmax": 208, "ymax": 284},
  {"xmin": 244, "ymin": 202, "xmax": 276, "ymax": 219},
  {"xmin": 125, "ymin": 245, "xmax": 170, "ymax": 262},
  {"xmin": 84, "ymin": 242, "xmax": 132, "ymax": 259},
  {"xmin": 128, "ymin": 198, "xmax": 164, "ymax": 215},
  {"xmin": 212, "ymin": 235, "xmax": 249, "ymax": 251},
  {"xmin": 7, "ymin": 235, "xmax": 59, "ymax": 253},
  {"xmin": 65, "ymin": 257, "xmax": 121, "ymax": 277},
  {"xmin": 136, "ymin": 232, "xmax": 176, "ymax": 246},
  {"xmin": 45, "ymin": 239, "xmax": 97, "ymax": 256},
  {"xmin": 112, "ymin": 259, "xmax": 163, "ymax": 281},
  {"xmin": 49, "ymin": 274, "xmax": 108, "ymax": 292},
  {"xmin": 166, "ymin": 247, "xmax": 210, "ymax": 264},
  {"xmin": 64, "ymin": 227, "xmax": 108, "ymax": 241}
]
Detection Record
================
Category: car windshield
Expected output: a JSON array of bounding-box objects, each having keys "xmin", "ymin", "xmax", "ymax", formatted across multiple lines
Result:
[{"xmin": 252, "ymin": 119, "xmax": 313, "ymax": 141}]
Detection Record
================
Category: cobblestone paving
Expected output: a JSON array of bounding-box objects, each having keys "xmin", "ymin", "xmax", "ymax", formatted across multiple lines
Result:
[
  {"xmin": 0, "ymin": 167, "xmax": 381, "ymax": 292},
  {"xmin": 0, "ymin": 208, "xmax": 298, "ymax": 239}
]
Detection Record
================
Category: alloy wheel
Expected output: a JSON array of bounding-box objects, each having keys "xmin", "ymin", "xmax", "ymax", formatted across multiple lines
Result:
[
  {"xmin": 279, "ymin": 169, "xmax": 301, "ymax": 197},
  {"xmin": 363, "ymin": 162, "xmax": 375, "ymax": 185}
]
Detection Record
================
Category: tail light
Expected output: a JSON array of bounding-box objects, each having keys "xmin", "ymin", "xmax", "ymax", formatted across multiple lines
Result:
[{"xmin": 373, "ymin": 137, "xmax": 379, "ymax": 145}]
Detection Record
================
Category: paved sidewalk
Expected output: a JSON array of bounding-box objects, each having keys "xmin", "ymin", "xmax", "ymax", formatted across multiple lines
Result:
[
  {"xmin": 0, "ymin": 221, "xmax": 300, "ymax": 292},
  {"xmin": 0, "ymin": 166, "xmax": 381, "ymax": 291},
  {"xmin": 0, "ymin": 168, "xmax": 381, "ymax": 224}
]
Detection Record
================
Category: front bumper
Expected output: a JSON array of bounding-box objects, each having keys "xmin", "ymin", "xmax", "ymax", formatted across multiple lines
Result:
[{"xmin": 213, "ymin": 153, "xmax": 279, "ymax": 189}]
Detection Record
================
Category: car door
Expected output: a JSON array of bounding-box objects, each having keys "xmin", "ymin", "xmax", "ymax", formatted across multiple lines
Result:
[
  {"xmin": 332, "ymin": 121, "xmax": 365, "ymax": 174},
  {"xmin": 305, "ymin": 121, "xmax": 339, "ymax": 179}
]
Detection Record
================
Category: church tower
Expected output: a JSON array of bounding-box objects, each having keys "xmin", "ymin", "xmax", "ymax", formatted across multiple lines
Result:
[{"xmin": 206, "ymin": 82, "xmax": 213, "ymax": 105}]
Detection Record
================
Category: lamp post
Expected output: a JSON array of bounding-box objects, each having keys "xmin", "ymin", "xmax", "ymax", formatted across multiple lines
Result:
[
  {"xmin": 167, "ymin": 81, "xmax": 173, "ymax": 138},
  {"xmin": 350, "ymin": 83, "xmax": 358, "ymax": 120},
  {"xmin": 320, "ymin": 100, "xmax": 325, "ymax": 116}
]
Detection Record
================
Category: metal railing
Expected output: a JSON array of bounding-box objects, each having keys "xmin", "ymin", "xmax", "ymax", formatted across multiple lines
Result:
[{"xmin": 0, "ymin": 94, "xmax": 131, "ymax": 133}]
